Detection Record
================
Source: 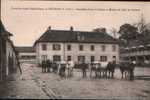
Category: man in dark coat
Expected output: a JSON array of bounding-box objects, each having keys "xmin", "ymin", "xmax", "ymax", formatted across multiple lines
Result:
[
  {"xmin": 42, "ymin": 60, "xmax": 46, "ymax": 73},
  {"xmin": 46, "ymin": 60, "xmax": 52, "ymax": 73},
  {"xmin": 81, "ymin": 62, "xmax": 88, "ymax": 78}
]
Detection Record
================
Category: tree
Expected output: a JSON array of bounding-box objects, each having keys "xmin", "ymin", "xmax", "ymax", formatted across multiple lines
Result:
[
  {"xmin": 118, "ymin": 23, "xmax": 139, "ymax": 46},
  {"xmin": 133, "ymin": 14, "xmax": 150, "ymax": 45}
]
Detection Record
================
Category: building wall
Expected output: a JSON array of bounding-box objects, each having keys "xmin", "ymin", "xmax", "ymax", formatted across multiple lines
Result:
[
  {"xmin": 0, "ymin": 38, "xmax": 7, "ymax": 81},
  {"xmin": 120, "ymin": 47, "xmax": 150, "ymax": 65},
  {"xmin": 18, "ymin": 52, "xmax": 36, "ymax": 63},
  {"xmin": 6, "ymin": 41, "xmax": 18, "ymax": 76},
  {"xmin": 36, "ymin": 42, "xmax": 119, "ymax": 64}
]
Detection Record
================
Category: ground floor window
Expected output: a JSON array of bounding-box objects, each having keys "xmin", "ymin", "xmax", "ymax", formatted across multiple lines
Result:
[
  {"xmin": 41, "ymin": 55, "xmax": 47, "ymax": 61},
  {"xmin": 112, "ymin": 56, "xmax": 116, "ymax": 61},
  {"xmin": 91, "ymin": 56, "xmax": 95, "ymax": 62},
  {"xmin": 100, "ymin": 56, "xmax": 107, "ymax": 62},
  {"xmin": 78, "ymin": 56, "xmax": 85, "ymax": 63},
  {"xmin": 67, "ymin": 56, "xmax": 71, "ymax": 61},
  {"xmin": 53, "ymin": 55, "xmax": 61, "ymax": 62}
]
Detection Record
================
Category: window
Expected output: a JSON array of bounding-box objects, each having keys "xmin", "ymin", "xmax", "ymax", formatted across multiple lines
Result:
[
  {"xmin": 112, "ymin": 56, "xmax": 116, "ymax": 61},
  {"xmin": 41, "ymin": 55, "xmax": 47, "ymax": 61},
  {"xmin": 91, "ymin": 45, "xmax": 95, "ymax": 51},
  {"xmin": 78, "ymin": 56, "xmax": 85, "ymax": 63},
  {"xmin": 67, "ymin": 56, "xmax": 71, "ymax": 61},
  {"xmin": 112, "ymin": 45, "xmax": 116, "ymax": 52},
  {"xmin": 53, "ymin": 44, "xmax": 61, "ymax": 50},
  {"xmin": 100, "ymin": 56, "xmax": 107, "ymax": 62},
  {"xmin": 42, "ymin": 44, "xmax": 47, "ymax": 51},
  {"xmin": 91, "ymin": 56, "xmax": 95, "ymax": 62},
  {"xmin": 79, "ymin": 45, "xmax": 84, "ymax": 51},
  {"xmin": 53, "ymin": 55, "xmax": 61, "ymax": 62},
  {"xmin": 101, "ymin": 45, "xmax": 106, "ymax": 52},
  {"xmin": 67, "ymin": 45, "xmax": 71, "ymax": 51}
]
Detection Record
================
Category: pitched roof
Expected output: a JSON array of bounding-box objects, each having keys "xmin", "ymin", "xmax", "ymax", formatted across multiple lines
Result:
[
  {"xmin": 0, "ymin": 20, "xmax": 13, "ymax": 36},
  {"xmin": 34, "ymin": 29, "xmax": 118, "ymax": 45},
  {"xmin": 15, "ymin": 46, "xmax": 35, "ymax": 53}
]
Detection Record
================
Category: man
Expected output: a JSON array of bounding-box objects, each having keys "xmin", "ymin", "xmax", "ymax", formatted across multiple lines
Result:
[
  {"xmin": 68, "ymin": 60, "xmax": 75, "ymax": 77},
  {"xmin": 81, "ymin": 62, "xmax": 88, "ymax": 78},
  {"xmin": 46, "ymin": 60, "xmax": 52, "ymax": 73},
  {"xmin": 42, "ymin": 60, "xmax": 46, "ymax": 73},
  {"xmin": 129, "ymin": 60, "xmax": 136, "ymax": 80}
]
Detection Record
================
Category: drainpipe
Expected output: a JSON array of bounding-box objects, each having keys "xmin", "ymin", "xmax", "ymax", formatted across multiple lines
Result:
[{"xmin": 63, "ymin": 42, "xmax": 66, "ymax": 61}]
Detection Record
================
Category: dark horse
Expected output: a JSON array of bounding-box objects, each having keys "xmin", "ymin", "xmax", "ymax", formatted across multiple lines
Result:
[
  {"xmin": 59, "ymin": 63, "xmax": 67, "ymax": 78},
  {"xmin": 74, "ymin": 63, "xmax": 89, "ymax": 78},
  {"xmin": 90, "ymin": 62, "xmax": 103, "ymax": 78},
  {"xmin": 52, "ymin": 62, "xmax": 59, "ymax": 73},
  {"xmin": 119, "ymin": 61, "xmax": 135, "ymax": 80},
  {"xmin": 106, "ymin": 61, "xmax": 116, "ymax": 78},
  {"xmin": 90, "ymin": 61, "xmax": 116, "ymax": 78}
]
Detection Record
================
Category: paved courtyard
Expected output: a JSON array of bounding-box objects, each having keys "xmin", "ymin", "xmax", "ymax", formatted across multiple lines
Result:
[{"xmin": 0, "ymin": 63, "xmax": 150, "ymax": 99}]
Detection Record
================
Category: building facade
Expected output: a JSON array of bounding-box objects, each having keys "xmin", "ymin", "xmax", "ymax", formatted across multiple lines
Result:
[
  {"xmin": 0, "ymin": 20, "xmax": 20, "ymax": 81},
  {"xmin": 15, "ymin": 47, "xmax": 36, "ymax": 64},
  {"xmin": 34, "ymin": 27, "xmax": 119, "ymax": 64},
  {"xmin": 120, "ymin": 44, "xmax": 150, "ymax": 66}
]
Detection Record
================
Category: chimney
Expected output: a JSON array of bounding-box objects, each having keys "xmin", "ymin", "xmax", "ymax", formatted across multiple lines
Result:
[
  {"xmin": 70, "ymin": 26, "xmax": 73, "ymax": 31},
  {"xmin": 47, "ymin": 26, "xmax": 51, "ymax": 30}
]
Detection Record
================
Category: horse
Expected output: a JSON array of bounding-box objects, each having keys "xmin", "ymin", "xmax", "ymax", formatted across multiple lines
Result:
[
  {"xmin": 90, "ymin": 61, "xmax": 101, "ymax": 78},
  {"xmin": 81, "ymin": 63, "xmax": 89, "ymax": 78},
  {"xmin": 51, "ymin": 62, "xmax": 59, "ymax": 73},
  {"xmin": 58, "ymin": 61, "xmax": 67, "ymax": 78},
  {"xmin": 98, "ymin": 62, "xmax": 109, "ymax": 78},
  {"xmin": 118, "ymin": 61, "xmax": 135, "ymax": 80},
  {"xmin": 74, "ymin": 62, "xmax": 89, "ymax": 78},
  {"xmin": 106, "ymin": 61, "xmax": 116, "ymax": 78}
]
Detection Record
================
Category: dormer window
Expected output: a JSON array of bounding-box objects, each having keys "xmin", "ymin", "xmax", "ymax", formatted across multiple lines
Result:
[
  {"xmin": 77, "ymin": 32, "xmax": 84, "ymax": 41},
  {"xmin": 77, "ymin": 32, "xmax": 81, "ymax": 41}
]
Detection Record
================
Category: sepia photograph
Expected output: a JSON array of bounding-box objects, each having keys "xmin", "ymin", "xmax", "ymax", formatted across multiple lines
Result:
[{"xmin": 0, "ymin": 0, "xmax": 150, "ymax": 99}]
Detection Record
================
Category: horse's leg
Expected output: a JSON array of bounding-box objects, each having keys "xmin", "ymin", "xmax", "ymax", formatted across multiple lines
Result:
[
  {"xmin": 90, "ymin": 70, "xmax": 92, "ymax": 78},
  {"xmin": 109, "ymin": 71, "xmax": 111, "ymax": 78},
  {"xmin": 112, "ymin": 71, "xmax": 114, "ymax": 78},
  {"xmin": 100, "ymin": 71, "xmax": 101, "ymax": 78},
  {"xmin": 105, "ymin": 70, "xmax": 107, "ymax": 78},
  {"xmin": 95, "ymin": 70, "xmax": 97, "ymax": 78},
  {"xmin": 121, "ymin": 71, "xmax": 123, "ymax": 79},
  {"xmin": 97, "ymin": 70, "xmax": 100, "ymax": 78},
  {"xmin": 125, "ymin": 71, "xmax": 127, "ymax": 79}
]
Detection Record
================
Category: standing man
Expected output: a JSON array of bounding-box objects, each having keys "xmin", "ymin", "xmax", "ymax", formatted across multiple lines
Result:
[
  {"xmin": 130, "ymin": 60, "xmax": 136, "ymax": 81},
  {"xmin": 81, "ymin": 62, "xmax": 87, "ymax": 78},
  {"xmin": 42, "ymin": 60, "xmax": 46, "ymax": 73},
  {"xmin": 68, "ymin": 60, "xmax": 75, "ymax": 77}
]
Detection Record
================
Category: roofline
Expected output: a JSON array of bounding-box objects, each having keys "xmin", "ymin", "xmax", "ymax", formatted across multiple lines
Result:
[
  {"xmin": 34, "ymin": 40, "xmax": 119, "ymax": 45},
  {"xmin": 15, "ymin": 46, "xmax": 34, "ymax": 48},
  {"xmin": 33, "ymin": 29, "xmax": 119, "ymax": 47}
]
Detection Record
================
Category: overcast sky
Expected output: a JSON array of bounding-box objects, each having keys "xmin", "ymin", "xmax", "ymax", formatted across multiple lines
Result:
[{"xmin": 1, "ymin": 0, "xmax": 150, "ymax": 46}]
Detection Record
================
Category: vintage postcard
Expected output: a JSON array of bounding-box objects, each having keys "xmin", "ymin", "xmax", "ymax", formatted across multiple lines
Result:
[{"xmin": 0, "ymin": 0, "xmax": 150, "ymax": 99}]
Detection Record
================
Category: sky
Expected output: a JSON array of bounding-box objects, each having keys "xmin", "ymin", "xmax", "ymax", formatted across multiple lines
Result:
[{"xmin": 1, "ymin": 0, "xmax": 150, "ymax": 46}]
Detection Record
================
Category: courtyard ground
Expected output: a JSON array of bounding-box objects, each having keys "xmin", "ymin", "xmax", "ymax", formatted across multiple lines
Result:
[{"xmin": 0, "ymin": 63, "xmax": 150, "ymax": 99}]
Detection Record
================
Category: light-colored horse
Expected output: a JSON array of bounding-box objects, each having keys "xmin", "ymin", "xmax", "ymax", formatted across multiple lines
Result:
[{"xmin": 90, "ymin": 61, "xmax": 109, "ymax": 78}]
